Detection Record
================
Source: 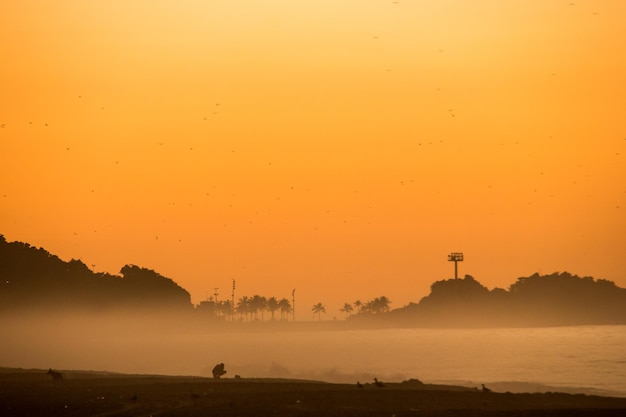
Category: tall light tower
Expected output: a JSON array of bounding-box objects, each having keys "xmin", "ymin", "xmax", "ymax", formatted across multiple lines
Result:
[
  {"xmin": 213, "ymin": 288, "xmax": 219, "ymax": 304},
  {"xmin": 448, "ymin": 252, "xmax": 464, "ymax": 279}
]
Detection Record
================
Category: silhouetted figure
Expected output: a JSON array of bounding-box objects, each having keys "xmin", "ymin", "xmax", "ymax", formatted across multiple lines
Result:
[
  {"xmin": 212, "ymin": 363, "xmax": 227, "ymax": 379},
  {"xmin": 47, "ymin": 368, "xmax": 63, "ymax": 383},
  {"xmin": 356, "ymin": 381, "xmax": 364, "ymax": 388},
  {"xmin": 481, "ymin": 384, "xmax": 492, "ymax": 393},
  {"xmin": 374, "ymin": 378, "xmax": 385, "ymax": 388}
]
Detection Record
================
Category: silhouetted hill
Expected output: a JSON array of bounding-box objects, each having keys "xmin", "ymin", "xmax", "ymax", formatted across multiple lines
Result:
[
  {"xmin": 0, "ymin": 235, "xmax": 192, "ymax": 313},
  {"xmin": 388, "ymin": 273, "xmax": 626, "ymax": 327}
]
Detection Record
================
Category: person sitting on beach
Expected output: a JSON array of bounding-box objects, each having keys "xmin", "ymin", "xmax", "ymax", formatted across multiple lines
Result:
[{"xmin": 212, "ymin": 363, "xmax": 227, "ymax": 379}]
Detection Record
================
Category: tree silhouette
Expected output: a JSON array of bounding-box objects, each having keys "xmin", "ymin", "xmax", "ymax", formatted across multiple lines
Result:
[
  {"xmin": 219, "ymin": 299, "xmax": 233, "ymax": 318},
  {"xmin": 340, "ymin": 302, "xmax": 354, "ymax": 318},
  {"xmin": 375, "ymin": 296, "xmax": 391, "ymax": 313},
  {"xmin": 197, "ymin": 299, "xmax": 236, "ymax": 321},
  {"xmin": 233, "ymin": 295, "xmax": 295, "ymax": 321},
  {"xmin": 312, "ymin": 302, "xmax": 326, "ymax": 320},
  {"xmin": 267, "ymin": 296, "xmax": 279, "ymax": 320},
  {"xmin": 278, "ymin": 298, "xmax": 292, "ymax": 320},
  {"xmin": 354, "ymin": 300, "xmax": 362, "ymax": 313},
  {"xmin": 197, "ymin": 299, "xmax": 219, "ymax": 317},
  {"xmin": 237, "ymin": 296, "xmax": 250, "ymax": 321},
  {"xmin": 359, "ymin": 296, "xmax": 391, "ymax": 315},
  {"xmin": 258, "ymin": 295, "xmax": 268, "ymax": 320},
  {"xmin": 249, "ymin": 294, "xmax": 267, "ymax": 320}
]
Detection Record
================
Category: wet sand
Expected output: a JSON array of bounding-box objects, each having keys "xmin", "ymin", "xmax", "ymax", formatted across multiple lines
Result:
[{"xmin": 2, "ymin": 368, "xmax": 626, "ymax": 416}]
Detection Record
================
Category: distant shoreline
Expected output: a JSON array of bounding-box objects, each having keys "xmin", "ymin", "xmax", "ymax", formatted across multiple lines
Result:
[{"xmin": 4, "ymin": 309, "xmax": 626, "ymax": 331}]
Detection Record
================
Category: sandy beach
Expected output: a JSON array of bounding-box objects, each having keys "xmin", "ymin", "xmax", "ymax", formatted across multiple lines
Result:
[{"xmin": 2, "ymin": 368, "xmax": 626, "ymax": 417}]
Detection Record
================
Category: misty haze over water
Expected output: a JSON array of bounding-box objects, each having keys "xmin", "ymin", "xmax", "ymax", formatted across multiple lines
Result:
[{"xmin": 2, "ymin": 315, "xmax": 625, "ymax": 397}]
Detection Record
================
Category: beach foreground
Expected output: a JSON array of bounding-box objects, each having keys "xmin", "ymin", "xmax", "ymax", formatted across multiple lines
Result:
[{"xmin": 2, "ymin": 368, "xmax": 626, "ymax": 417}]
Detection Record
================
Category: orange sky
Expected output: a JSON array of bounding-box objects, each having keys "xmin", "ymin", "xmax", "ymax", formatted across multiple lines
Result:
[{"xmin": 1, "ymin": 0, "xmax": 625, "ymax": 318}]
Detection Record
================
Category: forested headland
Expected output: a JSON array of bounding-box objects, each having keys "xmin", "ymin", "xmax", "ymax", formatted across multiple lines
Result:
[
  {"xmin": 380, "ymin": 273, "xmax": 626, "ymax": 327},
  {"xmin": 0, "ymin": 235, "xmax": 192, "ymax": 314}
]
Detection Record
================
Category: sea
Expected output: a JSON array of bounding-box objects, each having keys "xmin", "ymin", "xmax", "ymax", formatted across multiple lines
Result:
[{"xmin": 2, "ymin": 323, "xmax": 625, "ymax": 397}]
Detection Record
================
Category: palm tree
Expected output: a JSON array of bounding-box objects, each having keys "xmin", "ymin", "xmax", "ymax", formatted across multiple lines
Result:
[
  {"xmin": 278, "ymin": 298, "xmax": 292, "ymax": 320},
  {"xmin": 219, "ymin": 300, "xmax": 233, "ymax": 319},
  {"xmin": 377, "ymin": 296, "xmax": 391, "ymax": 313},
  {"xmin": 237, "ymin": 296, "xmax": 250, "ymax": 321},
  {"xmin": 267, "ymin": 297, "xmax": 279, "ymax": 320},
  {"xmin": 362, "ymin": 296, "xmax": 391, "ymax": 314},
  {"xmin": 369, "ymin": 296, "xmax": 390, "ymax": 314},
  {"xmin": 258, "ymin": 295, "xmax": 268, "ymax": 320},
  {"xmin": 312, "ymin": 302, "xmax": 326, "ymax": 321},
  {"xmin": 339, "ymin": 303, "xmax": 354, "ymax": 318},
  {"xmin": 354, "ymin": 300, "xmax": 362, "ymax": 314},
  {"xmin": 249, "ymin": 294, "xmax": 265, "ymax": 321}
]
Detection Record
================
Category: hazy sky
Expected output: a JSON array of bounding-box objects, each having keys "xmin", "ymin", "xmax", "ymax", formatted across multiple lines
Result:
[{"xmin": 1, "ymin": 1, "xmax": 625, "ymax": 317}]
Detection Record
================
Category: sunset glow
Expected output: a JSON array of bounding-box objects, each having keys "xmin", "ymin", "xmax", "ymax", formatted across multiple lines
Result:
[{"xmin": 1, "ymin": 0, "xmax": 625, "ymax": 316}]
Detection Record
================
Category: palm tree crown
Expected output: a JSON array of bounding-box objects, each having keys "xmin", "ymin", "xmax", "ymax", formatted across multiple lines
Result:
[{"xmin": 312, "ymin": 302, "xmax": 326, "ymax": 320}]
